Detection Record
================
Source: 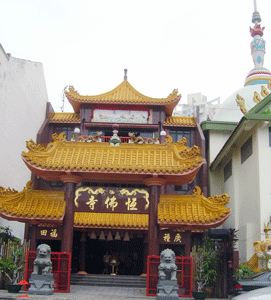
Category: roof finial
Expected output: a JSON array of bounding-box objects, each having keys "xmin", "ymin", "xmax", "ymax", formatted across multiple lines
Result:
[
  {"xmin": 244, "ymin": 0, "xmax": 271, "ymax": 86},
  {"xmin": 253, "ymin": 0, "xmax": 257, "ymax": 12},
  {"xmin": 252, "ymin": 0, "xmax": 261, "ymax": 24},
  {"xmin": 124, "ymin": 69, "xmax": 128, "ymax": 80}
]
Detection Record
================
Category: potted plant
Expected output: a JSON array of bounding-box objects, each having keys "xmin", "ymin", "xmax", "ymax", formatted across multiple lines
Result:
[
  {"xmin": 192, "ymin": 237, "xmax": 217, "ymax": 300},
  {"xmin": 233, "ymin": 264, "xmax": 255, "ymax": 280},
  {"xmin": 0, "ymin": 240, "xmax": 25, "ymax": 293}
]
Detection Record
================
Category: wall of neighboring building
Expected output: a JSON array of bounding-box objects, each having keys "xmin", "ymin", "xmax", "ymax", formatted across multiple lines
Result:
[
  {"xmin": 217, "ymin": 127, "xmax": 260, "ymax": 262},
  {"xmin": 222, "ymin": 154, "xmax": 239, "ymax": 232},
  {"xmin": 258, "ymin": 124, "xmax": 271, "ymax": 238},
  {"xmin": 210, "ymin": 125, "xmax": 264, "ymax": 262},
  {"xmin": 0, "ymin": 45, "xmax": 48, "ymax": 240},
  {"xmin": 209, "ymin": 130, "xmax": 232, "ymax": 163},
  {"xmin": 237, "ymin": 128, "xmax": 261, "ymax": 262}
]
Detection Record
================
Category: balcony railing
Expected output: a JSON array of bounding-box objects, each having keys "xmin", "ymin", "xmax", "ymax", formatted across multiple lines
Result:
[
  {"xmin": 71, "ymin": 135, "xmax": 159, "ymax": 144},
  {"xmin": 101, "ymin": 136, "xmax": 131, "ymax": 143}
]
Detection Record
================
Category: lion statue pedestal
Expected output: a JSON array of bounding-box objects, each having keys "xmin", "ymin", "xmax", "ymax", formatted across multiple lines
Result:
[
  {"xmin": 28, "ymin": 244, "xmax": 54, "ymax": 295},
  {"xmin": 156, "ymin": 249, "xmax": 179, "ymax": 300}
]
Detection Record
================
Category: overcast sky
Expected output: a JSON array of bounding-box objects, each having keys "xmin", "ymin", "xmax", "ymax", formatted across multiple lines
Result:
[{"xmin": 1, "ymin": 0, "xmax": 271, "ymax": 112}]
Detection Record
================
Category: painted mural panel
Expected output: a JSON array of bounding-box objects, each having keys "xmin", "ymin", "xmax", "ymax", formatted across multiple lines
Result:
[{"xmin": 92, "ymin": 109, "xmax": 150, "ymax": 123}]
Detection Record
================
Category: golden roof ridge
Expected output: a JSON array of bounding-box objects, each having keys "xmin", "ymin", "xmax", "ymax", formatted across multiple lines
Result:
[
  {"xmin": 21, "ymin": 134, "xmax": 203, "ymax": 176},
  {"xmin": 49, "ymin": 112, "xmax": 81, "ymax": 123},
  {"xmin": 0, "ymin": 181, "xmax": 65, "ymax": 222},
  {"xmin": 74, "ymin": 212, "xmax": 148, "ymax": 229},
  {"xmin": 158, "ymin": 186, "xmax": 230, "ymax": 228},
  {"xmin": 164, "ymin": 116, "xmax": 197, "ymax": 127},
  {"xmin": 65, "ymin": 80, "xmax": 181, "ymax": 114}
]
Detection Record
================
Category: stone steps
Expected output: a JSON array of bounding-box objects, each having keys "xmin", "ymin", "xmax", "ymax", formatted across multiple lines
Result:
[{"xmin": 70, "ymin": 274, "xmax": 147, "ymax": 288}]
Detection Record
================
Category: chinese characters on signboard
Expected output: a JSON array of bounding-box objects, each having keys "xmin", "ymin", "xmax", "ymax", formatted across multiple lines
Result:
[
  {"xmin": 160, "ymin": 232, "xmax": 184, "ymax": 244},
  {"xmin": 39, "ymin": 228, "xmax": 60, "ymax": 239},
  {"xmin": 74, "ymin": 187, "xmax": 150, "ymax": 214}
]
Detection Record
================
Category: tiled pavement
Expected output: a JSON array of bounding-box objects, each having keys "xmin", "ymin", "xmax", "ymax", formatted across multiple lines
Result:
[
  {"xmin": 0, "ymin": 285, "xmax": 152, "ymax": 300},
  {"xmin": 0, "ymin": 285, "xmax": 228, "ymax": 300}
]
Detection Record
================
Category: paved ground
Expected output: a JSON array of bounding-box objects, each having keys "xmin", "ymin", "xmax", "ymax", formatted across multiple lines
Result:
[{"xmin": 0, "ymin": 285, "xmax": 229, "ymax": 300}]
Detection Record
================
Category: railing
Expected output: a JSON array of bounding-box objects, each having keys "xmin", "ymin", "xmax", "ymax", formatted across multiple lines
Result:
[
  {"xmin": 101, "ymin": 136, "xmax": 131, "ymax": 143},
  {"xmin": 72, "ymin": 135, "xmax": 159, "ymax": 144},
  {"xmin": 24, "ymin": 251, "xmax": 71, "ymax": 293}
]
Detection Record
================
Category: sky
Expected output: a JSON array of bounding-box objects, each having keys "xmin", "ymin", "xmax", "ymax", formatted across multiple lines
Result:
[{"xmin": 0, "ymin": 0, "xmax": 271, "ymax": 112}]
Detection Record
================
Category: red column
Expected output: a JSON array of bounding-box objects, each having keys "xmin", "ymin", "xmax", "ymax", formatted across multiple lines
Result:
[
  {"xmin": 80, "ymin": 232, "xmax": 86, "ymax": 272},
  {"xmin": 60, "ymin": 174, "xmax": 81, "ymax": 253},
  {"xmin": 185, "ymin": 231, "xmax": 192, "ymax": 257},
  {"xmin": 30, "ymin": 224, "xmax": 37, "ymax": 251},
  {"xmin": 144, "ymin": 177, "xmax": 166, "ymax": 257}
]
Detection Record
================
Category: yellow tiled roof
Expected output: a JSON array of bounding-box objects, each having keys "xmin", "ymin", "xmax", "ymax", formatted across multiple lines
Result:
[
  {"xmin": 65, "ymin": 81, "xmax": 181, "ymax": 115},
  {"xmin": 0, "ymin": 183, "xmax": 230, "ymax": 229},
  {"xmin": 22, "ymin": 133, "xmax": 203, "ymax": 176},
  {"xmin": 158, "ymin": 187, "xmax": 231, "ymax": 228},
  {"xmin": 0, "ymin": 181, "xmax": 65, "ymax": 223},
  {"xmin": 49, "ymin": 112, "xmax": 81, "ymax": 123},
  {"xmin": 74, "ymin": 212, "xmax": 148, "ymax": 229},
  {"xmin": 164, "ymin": 116, "xmax": 197, "ymax": 127}
]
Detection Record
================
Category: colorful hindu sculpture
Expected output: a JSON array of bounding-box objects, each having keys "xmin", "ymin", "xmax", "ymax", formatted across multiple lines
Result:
[{"xmin": 246, "ymin": 223, "xmax": 271, "ymax": 273}]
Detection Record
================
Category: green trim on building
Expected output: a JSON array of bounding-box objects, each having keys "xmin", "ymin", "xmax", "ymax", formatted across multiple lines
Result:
[
  {"xmin": 201, "ymin": 120, "xmax": 237, "ymax": 131},
  {"xmin": 244, "ymin": 93, "xmax": 271, "ymax": 120},
  {"xmin": 210, "ymin": 93, "xmax": 271, "ymax": 171}
]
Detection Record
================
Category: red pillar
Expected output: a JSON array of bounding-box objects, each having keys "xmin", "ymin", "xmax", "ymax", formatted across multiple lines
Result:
[
  {"xmin": 185, "ymin": 231, "xmax": 192, "ymax": 257},
  {"xmin": 60, "ymin": 174, "xmax": 81, "ymax": 253},
  {"xmin": 79, "ymin": 232, "xmax": 86, "ymax": 272},
  {"xmin": 144, "ymin": 177, "xmax": 166, "ymax": 257},
  {"xmin": 30, "ymin": 224, "xmax": 37, "ymax": 251}
]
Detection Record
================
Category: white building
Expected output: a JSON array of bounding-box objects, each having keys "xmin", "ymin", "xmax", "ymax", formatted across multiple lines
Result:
[
  {"xmin": 174, "ymin": 93, "xmax": 220, "ymax": 122},
  {"xmin": 0, "ymin": 43, "xmax": 48, "ymax": 240},
  {"xmin": 202, "ymin": 4, "xmax": 271, "ymax": 263}
]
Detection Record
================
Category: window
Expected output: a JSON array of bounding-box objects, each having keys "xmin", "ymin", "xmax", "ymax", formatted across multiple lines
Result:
[
  {"xmin": 140, "ymin": 132, "xmax": 153, "ymax": 138},
  {"xmin": 241, "ymin": 136, "xmax": 253, "ymax": 164},
  {"xmin": 169, "ymin": 130, "xmax": 191, "ymax": 146},
  {"xmin": 224, "ymin": 160, "xmax": 232, "ymax": 182},
  {"xmin": 54, "ymin": 126, "xmax": 74, "ymax": 141},
  {"xmin": 46, "ymin": 181, "xmax": 64, "ymax": 188},
  {"xmin": 171, "ymin": 184, "xmax": 190, "ymax": 195},
  {"xmin": 88, "ymin": 129, "xmax": 104, "ymax": 136}
]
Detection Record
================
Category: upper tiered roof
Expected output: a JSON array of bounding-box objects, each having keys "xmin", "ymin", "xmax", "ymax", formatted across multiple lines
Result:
[
  {"xmin": 49, "ymin": 112, "xmax": 81, "ymax": 124},
  {"xmin": 65, "ymin": 79, "xmax": 181, "ymax": 115},
  {"xmin": 163, "ymin": 116, "xmax": 197, "ymax": 127},
  {"xmin": 21, "ymin": 133, "xmax": 204, "ymax": 186}
]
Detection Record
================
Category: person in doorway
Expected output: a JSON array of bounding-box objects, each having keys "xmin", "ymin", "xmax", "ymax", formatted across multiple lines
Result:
[{"xmin": 103, "ymin": 252, "xmax": 111, "ymax": 274}]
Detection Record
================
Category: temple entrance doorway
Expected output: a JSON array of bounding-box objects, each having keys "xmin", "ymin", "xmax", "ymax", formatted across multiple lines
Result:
[
  {"xmin": 160, "ymin": 244, "xmax": 185, "ymax": 257},
  {"xmin": 72, "ymin": 231, "xmax": 145, "ymax": 275},
  {"xmin": 36, "ymin": 239, "xmax": 61, "ymax": 252}
]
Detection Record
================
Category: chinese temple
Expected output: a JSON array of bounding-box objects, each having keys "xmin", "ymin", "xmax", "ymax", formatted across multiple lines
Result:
[{"xmin": 0, "ymin": 73, "xmax": 231, "ymax": 275}]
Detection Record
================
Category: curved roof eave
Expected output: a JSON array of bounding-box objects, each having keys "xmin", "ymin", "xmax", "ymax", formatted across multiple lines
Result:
[{"xmin": 65, "ymin": 81, "xmax": 181, "ymax": 115}]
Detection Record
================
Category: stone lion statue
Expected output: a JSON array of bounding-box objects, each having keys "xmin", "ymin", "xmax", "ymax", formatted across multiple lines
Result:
[
  {"xmin": 158, "ymin": 248, "xmax": 177, "ymax": 280},
  {"xmin": 32, "ymin": 244, "xmax": 52, "ymax": 275}
]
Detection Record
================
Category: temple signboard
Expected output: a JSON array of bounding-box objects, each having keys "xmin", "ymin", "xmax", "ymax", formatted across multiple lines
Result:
[
  {"xmin": 159, "ymin": 231, "xmax": 186, "ymax": 245},
  {"xmin": 37, "ymin": 227, "xmax": 62, "ymax": 240},
  {"xmin": 74, "ymin": 187, "xmax": 150, "ymax": 214}
]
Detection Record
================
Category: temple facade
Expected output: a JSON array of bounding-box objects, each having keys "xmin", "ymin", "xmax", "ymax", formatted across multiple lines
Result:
[{"xmin": 0, "ymin": 75, "xmax": 231, "ymax": 275}]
